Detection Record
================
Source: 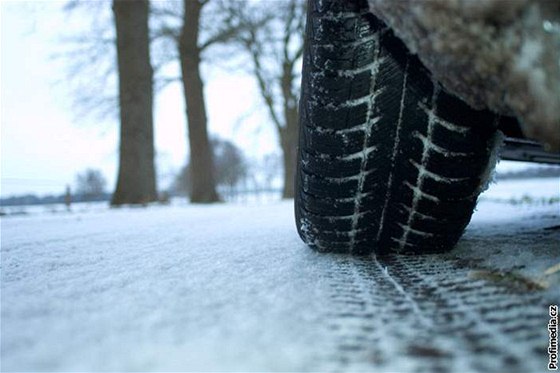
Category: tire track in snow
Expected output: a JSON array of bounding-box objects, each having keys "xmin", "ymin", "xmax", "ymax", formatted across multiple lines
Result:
[{"xmin": 318, "ymin": 254, "xmax": 548, "ymax": 372}]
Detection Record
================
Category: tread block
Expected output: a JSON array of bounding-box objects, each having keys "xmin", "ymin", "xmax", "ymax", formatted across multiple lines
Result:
[
  {"xmin": 306, "ymin": 102, "xmax": 369, "ymax": 130},
  {"xmin": 311, "ymin": 16, "xmax": 374, "ymax": 43},
  {"xmin": 310, "ymin": 70, "xmax": 373, "ymax": 103},
  {"xmin": 300, "ymin": 150, "xmax": 363, "ymax": 178},
  {"xmin": 301, "ymin": 169, "xmax": 360, "ymax": 199},
  {"xmin": 311, "ymin": 40, "xmax": 377, "ymax": 74},
  {"xmin": 303, "ymin": 126, "xmax": 366, "ymax": 157}
]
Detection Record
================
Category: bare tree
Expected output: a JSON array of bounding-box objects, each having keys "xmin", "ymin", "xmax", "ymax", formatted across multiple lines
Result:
[
  {"xmin": 61, "ymin": 1, "xmax": 158, "ymax": 204},
  {"xmin": 59, "ymin": 1, "xmax": 118, "ymax": 121},
  {"xmin": 224, "ymin": 0, "xmax": 305, "ymax": 199},
  {"xmin": 61, "ymin": 1, "xmax": 179, "ymax": 118},
  {"xmin": 177, "ymin": 0, "xmax": 220, "ymax": 203},
  {"xmin": 119, "ymin": 0, "xmax": 245, "ymax": 203},
  {"xmin": 111, "ymin": 0, "xmax": 158, "ymax": 205},
  {"xmin": 173, "ymin": 137, "xmax": 247, "ymax": 197},
  {"xmin": 76, "ymin": 169, "xmax": 107, "ymax": 200},
  {"xmin": 212, "ymin": 138, "xmax": 248, "ymax": 190},
  {"xmin": 61, "ymin": 1, "xmax": 250, "ymax": 204}
]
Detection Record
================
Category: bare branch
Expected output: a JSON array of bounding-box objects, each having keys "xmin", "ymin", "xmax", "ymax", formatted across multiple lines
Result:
[
  {"xmin": 246, "ymin": 30, "xmax": 284, "ymax": 132},
  {"xmin": 282, "ymin": 0, "xmax": 297, "ymax": 65},
  {"xmin": 151, "ymin": 24, "xmax": 180, "ymax": 42},
  {"xmin": 199, "ymin": 22, "xmax": 243, "ymax": 51},
  {"xmin": 154, "ymin": 76, "xmax": 181, "ymax": 92},
  {"xmin": 149, "ymin": 6, "xmax": 182, "ymax": 20},
  {"xmin": 292, "ymin": 43, "xmax": 304, "ymax": 65}
]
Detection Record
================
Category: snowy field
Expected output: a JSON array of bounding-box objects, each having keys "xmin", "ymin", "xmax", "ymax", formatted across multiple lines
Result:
[
  {"xmin": 1, "ymin": 177, "xmax": 559, "ymax": 372},
  {"xmin": 481, "ymin": 177, "xmax": 559, "ymax": 202}
]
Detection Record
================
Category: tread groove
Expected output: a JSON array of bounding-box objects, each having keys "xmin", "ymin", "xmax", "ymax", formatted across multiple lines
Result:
[
  {"xmin": 348, "ymin": 31, "xmax": 384, "ymax": 251},
  {"xmin": 376, "ymin": 60, "xmax": 409, "ymax": 242},
  {"xmin": 398, "ymin": 87, "xmax": 440, "ymax": 250}
]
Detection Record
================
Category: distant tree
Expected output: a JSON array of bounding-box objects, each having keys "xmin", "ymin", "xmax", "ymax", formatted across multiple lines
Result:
[
  {"xmin": 111, "ymin": 0, "xmax": 158, "ymax": 205},
  {"xmin": 223, "ymin": 0, "xmax": 305, "ymax": 198},
  {"xmin": 173, "ymin": 137, "xmax": 247, "ymax": 196},
  {"xmin": 76, "ymin": 169, "xmax": 107, "ymax": 200},
  {"xmin": 173, "ymin": 164, "xmax": 191, "ymax": 197},
  {"xmin": 64, "ymin": 185, "xmax": 72, "ymax": 210},
  {"xmin": 212, "ymin": 138, "xmax": 248, "ymax": 189}
]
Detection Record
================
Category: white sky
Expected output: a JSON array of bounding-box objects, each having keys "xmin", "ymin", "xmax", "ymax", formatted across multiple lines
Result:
[
  {"xmin": 0, "ymin": 1, "xmax": 548, "ymax": 199},
  {"xmin": 1, "ymin": 0, "xmax": 279, "ymax": 198}
]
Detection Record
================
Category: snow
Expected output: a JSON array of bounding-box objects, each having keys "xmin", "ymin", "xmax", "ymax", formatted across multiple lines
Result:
[
  {"xmin": 457, "ymin": 177, "xmax": 559, "ymax": 291},
  {"xmin": 2, "ymin": 202, "xmax": 339, "ymax": 371},
  {"xmin": 481, "ymin": 176, "xmax": 559, "ymax": 201},
  {"xmin": 1, "ymin": 177, "xmax": 559, "ymax": 371}
]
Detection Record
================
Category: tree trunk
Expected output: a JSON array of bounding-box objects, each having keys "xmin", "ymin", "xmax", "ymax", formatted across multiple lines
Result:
[
  {"xmin": 179, "ymin": 0, "xmax": 220, "ymax": 203},
  {"xmin": 280, "ymin": 62, "xmax": 299, "ymax": 199},
  {"xmin": 280, "ymin": 137, "xmax": 295, "ymax": 199},
  {"xmin": 111, "ymin": 0, "xmax": 157, "ymax": 205},
  {"xmin": 280, "ymin": 115, "xmax": 298, "ymax": 199}
]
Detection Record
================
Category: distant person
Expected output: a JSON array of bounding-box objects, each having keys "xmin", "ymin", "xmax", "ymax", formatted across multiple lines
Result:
[{"xmin": 64, "ymin": 185, "xmax": 72, "ymax": 211}]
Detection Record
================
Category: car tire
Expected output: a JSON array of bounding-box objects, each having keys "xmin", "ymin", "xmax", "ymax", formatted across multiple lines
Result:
[{"xmin": 295, "ymin": 0, "xmax": 501, "ymax": 254}]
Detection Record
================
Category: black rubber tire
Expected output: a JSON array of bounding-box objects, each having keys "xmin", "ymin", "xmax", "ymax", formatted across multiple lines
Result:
[{"xmin": 295, "ymin": 0, "xmax": 500, "ymax": 254}]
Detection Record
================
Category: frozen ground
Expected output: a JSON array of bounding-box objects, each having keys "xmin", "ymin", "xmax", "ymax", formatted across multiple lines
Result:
[{"xmin": 1, "ymin": 178, "xmax": 558, "ymax": 372}]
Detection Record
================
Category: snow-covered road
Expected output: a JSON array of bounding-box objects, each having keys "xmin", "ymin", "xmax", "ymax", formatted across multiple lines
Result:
[{"xmin": 1, "ymin": 178, "xmax": 559, "ymax": 372}]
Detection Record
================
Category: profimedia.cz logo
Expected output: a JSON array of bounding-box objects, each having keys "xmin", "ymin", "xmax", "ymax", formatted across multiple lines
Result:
[{"xmin": 550, "ymin": 305, "xmax": 558, "ymax": 370}]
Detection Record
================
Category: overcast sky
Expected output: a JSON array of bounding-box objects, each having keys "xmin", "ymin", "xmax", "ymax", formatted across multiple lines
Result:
[{"xmin": 1, "ymin": 1, "xmax": 279, "ymax": 198}]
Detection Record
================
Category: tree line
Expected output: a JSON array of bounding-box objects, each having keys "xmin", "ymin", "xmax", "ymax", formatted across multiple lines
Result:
[{"xmin": 65, "ymin": 0, "xmax": 305, "ymax": 206}]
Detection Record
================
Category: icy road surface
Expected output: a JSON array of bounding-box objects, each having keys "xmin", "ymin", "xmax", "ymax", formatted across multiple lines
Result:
[{"xmin": 1, "ymin": 178, "xmax": 559, "ymax": 372}]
